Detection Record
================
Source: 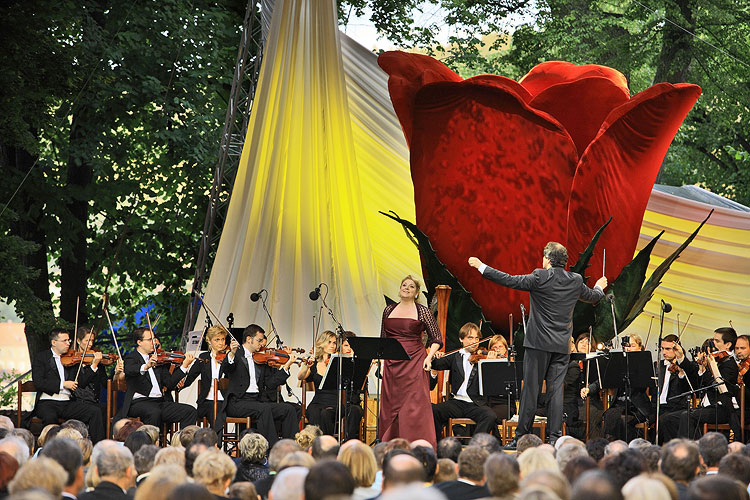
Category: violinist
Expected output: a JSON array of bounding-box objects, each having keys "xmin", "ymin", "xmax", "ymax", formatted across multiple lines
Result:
[
  {"xmin": 71, "ymin": 326, "xmax": 124, "ymax": 424},
  {"xmin": 31, "ymin": 328, "xmax": 106, "ymax": 442},
  {"xmin": 116, "ymin": 327, "xmax": 197, "ymax": 430},
  {"xmin": 482, "ymin": 335, "xmax": 516, "ymax": 424},
  {"xmin": 297, "ymin": 331, "xmax": 343, "ymax": 436},
  {"xmin": 430, "ymin": 322, "xmax": 499, "ymax": 443},
  {"xmin": 181, "ymin": 325, "xmax": 230, "ymax": 429},
  {"xmin": 732, "ymin": 335, "xmax": 750, "ymax": 431},
  {"xmin": 670, "ymin": 327, "xmax": 739, "ymax": 440},
  {"xmin": 561, "ymin": 333, "xmax": 589, "ymax": 439},
  {"xmin": 657, "ymin": 334, "xmax": 700, "ymax": 442},
  {"xmin": 221, "ymin": 324, "xmax": 298, "ymax": 446}
]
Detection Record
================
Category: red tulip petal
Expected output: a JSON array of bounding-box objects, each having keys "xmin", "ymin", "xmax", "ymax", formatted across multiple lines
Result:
[
  {"xmin": 529, "ymin": 77, "xmax": 630, "ymax": 157},
  {"xmin": 378, "ymin": 51, "xmax": 462, "ymax": 147},
  {"xmin": 566, "ymin": 83, "xmax": 702, "ymax": 281},
  {"xmin": 409, "ymin": 80, "xmax": 578, "ymax": 325},
  {"xmin": 520, "ymin": 61, "xmax": 629, "ymax": 99}
]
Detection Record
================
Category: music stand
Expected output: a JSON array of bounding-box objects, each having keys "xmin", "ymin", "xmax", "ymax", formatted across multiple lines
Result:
[
  {"xmin": 346, "ymin": 337, "xmax": 410, "ymax": 444},
  {"xmin": 478, "ymin": 359, "xmax": 522, "ymax": 422},
  {"xmin": 601, "ymin": 350, "xmax": 653, "ymax": 442}
]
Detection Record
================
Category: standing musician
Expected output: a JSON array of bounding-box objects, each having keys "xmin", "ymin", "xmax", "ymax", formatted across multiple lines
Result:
[
  {"xmin": 656, "ymin": 334, "xmax": 699, "ymax": 442},
  {"xmin": 430, "ymin": 322, "xmax": 499, "ymax": 442},
  {"xmin": 222, "ymin": 324, "xmax": 298, "ymax": 446},
  {"xmin": 670, "ymin": 327, "xmax": 739, "ymax": 439},
  {"xmin": 181, "ymin": 325, "xmax": 229, "ymax": 429},
  {"xmin": 73, "ymin": 325, "xmax": 124, "ymax": 424},
  {"xmin": 117, "ymin": 327, "xmax": 197, "ymax": 430},
  {"xmin": 31, "ymin": 328, "xmax": 106, "ymax": 442},
  {"xmin": 469, "ymin": 242, "xmax": 606, "ymax": 447}
]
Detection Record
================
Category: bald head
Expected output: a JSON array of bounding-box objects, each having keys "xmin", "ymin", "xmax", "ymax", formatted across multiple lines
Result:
[{"xmin": 384, "ymin": 454, "xmax": 425, "ymax": 490}]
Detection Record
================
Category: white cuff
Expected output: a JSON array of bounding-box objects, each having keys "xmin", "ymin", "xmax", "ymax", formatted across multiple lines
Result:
[
  {"xmin": 478, "ymin": 263, "xmax": 487, "ymax": 274},
  {"xmin": 139, "ymin": 363, "xmax": 148, "ymax": 375}
]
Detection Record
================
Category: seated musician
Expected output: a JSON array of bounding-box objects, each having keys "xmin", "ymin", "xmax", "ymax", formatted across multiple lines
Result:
[
  {"xmin": 732, "ymin": 334, "xmax": 750, "ymax": 433},
  {"xmin": 483, "ymin": 335, "xmax": 516, "ymax": 422},
  {"xmin": 298, "ymin": 330, "xmax": 360, "ymax": 439},
  {"xmin": 31, "ymin": 328, "xmax": 106, "ymax": 442},
  {"xmin": 582, "ymin": 334, "xmax": 653, "ymax": 440},
  {"xmin": 669, "ymin": 327, "xmax": 739, "ymax": 440},
  {"xmin": 656, "ymin": 334, "xmax": 700, "ymax": 442},
  {"xmin": 118, "ymin": 327, "xmax": 198, "ymax": 430},
  {"xmin": 430, "ymin": 322, "xmax": 498, "ymax": 442},
  {"xmin": 342, "ymin": 331, "xmax": 365, "ymax": 439},
  {"xmin": 182, "ymin": 325, "xmax": 229, "ymax": 429},
  {"xmin": 72, "ymin": 325, "xmax": 124, "ymax": 423},
  {"xmin": 222, "ymin": 324, "xmax": 298, "ymax": 446}
]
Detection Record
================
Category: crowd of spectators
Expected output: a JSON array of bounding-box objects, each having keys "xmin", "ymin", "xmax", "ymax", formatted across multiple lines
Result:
[{"xmin": 1, "ymin": 414, "xmax": 750, "ymax": 500}]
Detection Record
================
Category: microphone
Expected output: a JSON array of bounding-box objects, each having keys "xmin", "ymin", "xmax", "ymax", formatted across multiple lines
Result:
[
  {"xmin": 309, "ymin": 285, "xmax": 321, "ymax": 301},
  {"xmin": 250, "ymin": 289, "xmax": 265, "ymax": 302},
  {"xmin": 661, "ymin": 299, "xmax": 672, "ymax": 313}
]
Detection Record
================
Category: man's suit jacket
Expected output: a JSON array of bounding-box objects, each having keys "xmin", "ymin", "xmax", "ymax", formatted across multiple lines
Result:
[
  {"xmin": 220, "ymin": 346, "xmax": 289, "ymax": 412},
  {"xmin": 183, "ymin": 352, "xmax": 228, "ymax": 405},
  {"xmin": 431, "ymin": 352, "xmax": 482, "ymax": 403},
  {"xmin": 78, "ymin": 480, "xmax": 132, "ymax": 500},
  {"xmin": 31, "ymin": 349, "xmax": 96, "ymax": 408},
  {"xmin": 699, "ymin": 355, "xmax": 739, "ymax": 408},
  {"xmin": 432, "ymin": 479, "xmax": 490, "ymax": 500},
  {"xmin": 482, "ymin": 266, "xmax": 603, "ymax": 353},
  {"xmin": 654, "ymin": 358, "xmax": 698, "ymax": 413},
  {"xmin": 118, "ymin": 350, "xmax": 184, "ymax": 418}
]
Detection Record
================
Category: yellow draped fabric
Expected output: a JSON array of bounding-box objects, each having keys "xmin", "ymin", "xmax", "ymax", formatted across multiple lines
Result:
[{"xmin": 204, "ymin": 0, "xmax": 748, "ymax": 352}]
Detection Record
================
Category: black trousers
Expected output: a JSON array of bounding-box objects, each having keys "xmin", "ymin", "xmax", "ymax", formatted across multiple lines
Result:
[
  {"xmin": 516, "ymin": 348, "xmax": 568, "ymax": 443},
  {"xmin": 227, "ymin": 394, "xmax": 297, "ymax": 446},
  {"xmin": 306, "ymin": 402, "xmax": 364, "ymax": 440},
  {"xmin": 677, "ymin": 405, "xmax": 732, "ymax": 439},
  {"xmin": 129, "ymin": 397, "xmax": 197, "ymax": 429},
  {"xmin": 432, "ymin": 398, "xmax": 498, "ymax": 442},
  {"xmin": 602, "ymin": 405, "xmax": 646, "ymax": 441},
  {"xmin": 35, "ymin": 399, "xmax": 105, "ymax": 443}
]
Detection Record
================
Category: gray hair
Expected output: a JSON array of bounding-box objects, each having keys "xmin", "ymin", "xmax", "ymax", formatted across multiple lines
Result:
[
  {"xmin": 95, "ymin": 442, "xmax": 134, "ymax": 478},
  {"xmin": 604, "ymin": 440, "xmax": 628, "ymax": 457},
  {"xmin": 0, "ymin": 436, "xmax": 30, "ymax": 466},
  {"xmin": 543, "ymin": 242, "xmax": 568, "ymax": 267},
  {"xmin": 239, "ymin": 432, "xmax": 269, "ymax": 464},
  {"xmin": 556, "ymin": 443, "xmax": 589, "ymax": 471},
  {"xmin": 269, "ymin": 466, "xmax": 309, "ymax": 500},
  {"xmin": 268, "ymin": 439, "xmax": 302, "ymax": 472}
]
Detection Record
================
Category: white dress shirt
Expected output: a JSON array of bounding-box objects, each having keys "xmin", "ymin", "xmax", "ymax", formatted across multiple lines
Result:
[{"xmin": 40, "ymin": 349, "xmax": 71, "ymax": 401}]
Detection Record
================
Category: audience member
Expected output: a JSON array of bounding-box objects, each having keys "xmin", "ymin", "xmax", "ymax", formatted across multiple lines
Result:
[
  {"xmin": 12, "ymin": 429, "xmax": 36, "ymax": 457},
  {"xmin": 338, "ymin": 441, "xmax": 378, "ymax": 500},
  {"xmin": 8, "ymin": 457, "xmax": 67, "ymax": 498},
  {"xmin": 154, "ymin": 446, "xmax": 186, "ymax": 468},
  {"xmin": 310, "ymin": 435, "xmax": 339, "ymax": 460},
  {"xmin": 193, "ymin": 428, "xmax": 219, "ymax": 448},
  {"xmin": 729, "ymin": 442, "xmax": 745, "ymax": 454},
  {"xmin": 437, "ymin": 437, "xmax": 462, "ymax": 463},
  {"xmin": 228, "ymin": 481, "xmax": 259, "ymax": 500},
  {"xmin": 134, "ymin": 469, "xmax": 185, "ymax": 500},
  {"xmin": 561, "ymin": 455, "xmax": 597, "ymax": 485},
  {"xmin": 165, "ymin": 483, "xmax": 214, "ymax": 500},
  {"xmin": 520, "ymin": 470, "xmax": 570, "ymax": 500},
  {"xmin": 686, "ymin": 475, "xmax": 749, "ymax": 500},
  {"xmin": 570, "ymin": 470, "xmax": 623, "ymax": 500},
  {"xmin": 382, "ymin": 453, "xmax": 425, "ymax": 492},
  {"xmin": 278, "ymin": 451, "xmax": 316, "ymax": 470},
  {"xmin": 124, "ymin": 431, "xmax": 152, "ymax": 456},
  {"xmin": 434, "ymin": 458, "xmax": 457, "ymax": 484},
  {"xmin": 79, "ymin": 442, "xmax": 135, "ymax": 500},
  {"xmin": 254, "ymin": 439, "xmax": 302, "ymax": 499},
  {"xmin": 269, "ymin": 467, "xmax": 308, "ymax": 500},
  {"xmin": 646, "ymin": 473, "xmax": 679, "ymax": 500},
  {"xmin": 186, "ymin": 442, "xmax": 209, "ymax": 477},
  {"xmin": 61, "ymin": 420, "xmax": 89, "ymax": 440},
  {"xmin": 193, "ymin": 448, "xmax": 237, "ymax": 498},
  {"xmin": 698, "ymin": 432, "xmax": 729, "ymax": 474},
  {"xmin": 40, "ymin": 437, "xmax": 84, "ymax": 500},
  {"xmin": 621, "ymin": 475, "xmax": 671, "ymax": 500},
  {"xmin": 0, "ymin": 415, "xmax": 13, "ymax": 430},
  {"xmin": 235, "ymin": 432, "xmax": 270, "ymax": 483},
  {"xmin": 138, "ymin": 425, "xmax": 160, "ymax": 446},
  {"xmin": 484, "ymin": 452, "xmax": 520, "ymax": 498},
  {"xmin": 599, "ymin": 448, "xmax": 647, "ymax": 489},
  {"xmin": 518, "ymin": 447, "xmax": 558, "ymax": 478},
  {"xmin": 304, "ymin": 460, "xmax": 355, "ymax": 500},
  {"xmin": 0, "ymin": 451, "xmax": 20, "ymax": 496},
  {"xmin": 641, "ymin": 445, "xmax": 662, "ymax": 472},
  {"xmin": 604, "ymin": 440, "xmax": 628, "ymax": 457},
  {"xmin": 133, "ymin": 444, "xmax": 159, "ymax": 486},
  {"xmin": 0, "ymin": 436, "xmax": 30, "ymax": 467},
  {"xmin": 718, "ymin": 452, "xmax": 750, "ymax": 487},
  {"xmin": 433, "ymin": 446, "xmax": 490, "ymax": 500},
  {"xmin": 178, "ymin": 425, "xmax": 201, "ymax": 450},
  {"xmin": 629, "ymin": 438, "xmax": 651, "ymax": 450},
  {"xmin": 557, "ymin": 443, "xmax": 588, "ymax": 471},
  {"xmin": 113, "ymin": 419, "xmax": 143, "ymax": 442},
  {"xmin": 660, "ymin": 439, "xmax": 700, "ymax": 500},
  {"xmin": 294, "ymin": 425, "xmax": 322, "ymax": 450},
  {"xmin": 517, "ymin": 434, "xmax": 543, "ymax": 455},
  {"xmin": 585, "ymin": 438, "xmax": 608, "ymax": 463},
  {"xmin": 411, "ymin": 446, "xmax": 438, "ymax": 483},
  {"xmin": 468, "ymin": 433, "xmax": 502, "ymax": 454}
]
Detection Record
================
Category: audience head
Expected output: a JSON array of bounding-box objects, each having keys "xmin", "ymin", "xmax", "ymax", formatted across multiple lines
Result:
[
  {"xmin": 520, "ymin": 470, "xmax": 571, "ymax": 500},
  {"xmin": 0, "ymin": 436, "xmax": 30, "ymax": 467},
  {"xmin": 586, "ymin": 437, "xmax": 608, "ymax": 462},
  {"xmin": 484, "ymin": 452, "xmax": 520, "ymax": 497},
  {"xmin": 686, "ymin": 475, "xmax": 748, "ymax": 500},
  {"xmin": 604, "ymin": 440, "xmax": 628, "ymax": 457},
  {"xmin": 517, "ymin": 433, "xmax": 543, "ymax": 455},
  {"xmin": 571, "ymin": 470, "xmax": 623, "ymax": 500},
  {"xmin": 718, "ymin": 452, "xmax": 750, "ymax": 486},
  {"xmin": 628, "ymin": 438, "xmax": 651, "ymax": 450},
  {"xmin": 228, "ymin": 481, "xmax": 259, "ymax": 500},
  {"xmin": 138, "ymin": 425, "xmax": 160, "ymax": 445},
  {"xmin": 660, "ymin": 439, "xmax": 700, "ymax": 484},
  {"xmin": 641, "ymin": 445, "xmax": 662, "ymax": 473},
  {"xmin": 295, "ymin": 425, "xmax": 322, "ymax": 450},
  {"xmin": 373, "ymin": 442, "xmax": 388, "ymax": 469},
  {"xmin": 729, "ymin": 442, "xmax": 745, "ymax": 454},
  {"xmin": 39, "ymin": 437, "xmax": 83, "ymax": 489},
  {"xmin": 278, "ymin": 451, "xmax": 316, "ymax": 470},
  {"xmin": 269, "ymin": 466, "xmax": 308, "ymax": 500},
  {"xmin": 468, "ymin": 433, "xmax": 502, "ymax": 454},
  {"xmin": 239, "ymin": 432, "xmax": 269, "ymax": 465},
  {"xmin": 518, "ymin": 446, "xmax": 558, "ymax": 478},
  {"xmin": 39, "ymin": 424, "xmax": 61, "ymax": 448},
  {"xmin": 60, "ymin": 419, "xmax": 88, "ymax": 440},
  {"xmin": 310, "ymin": 435, "xmax": 339, "ymax": 460},
  {"xmin": 185, "ymin": 442, "xmax": 208, "ymax": 477},
  {"xmin": 434, "ymin": 458, "xmax": 457, "ymax": 483},
  {"xmin": 94, "ymin": 441, "xmax": 135, "ymax": 487},
  {"xmin": 164, "ymin": 483, "xmax": 214, "ymax": 500},
  {"xmin": 304, "ymin": 460, "xmax": 355, "ymax": 500},
  {"xmin": 557, "ymin": 442, "xmax": 589, "ymax": 471},
  {"xmin": 621, "ymin": 475, "xmax": 672, "ymax": 500},
  {"xmin": 0, "ymin": 415, "xmax": 13, "ymax": 431},
  {"xmin": 0, "ymin": 451, "xmax": 19, "ymax": 493},
  {"xmin": 133, "ymin": 444, "xmax": 159, "ymax": 476},
  {"xmin": 269, "ymin": 439, "xmax": 302, "ymax": 472},
  {"xmin": 134, "ymin": 465, "xmax": 188, "ymax": 500},
  {"xmin": 124, "ymin": 430, "xmax": 153, "ymax": 456},
  {"xmin": 411, "ymin": 445, "xmax": 438, "ymax": 483},
  {"xmin": 193, "ymin": 448, "xmax": 237, "ymax": 495},
  {"xmin": 113, "ymin": 418, "xmax": 144, "ymax": 442},
  {"xmin": 8, "ymin": 456, "xmax": 67, "ymax": 497},
  {"xmin": 699, "ymin": 432, "xmax": 729, "ymax": 469},
  {"xmin": 562, "ymin": 454, "xmax": 597, "ymax": 485},
  {"xmin": 338, "ymin": 441, "xmax": 377, "ymax": 488},
  {"xmin": 458, "ymin": 446, "xmax": 489, "ymax": 483},
  {"xmin": 192, "ymin": 428, "xmax": 218, "ymax": 448},
  {"xmin": 436, "ymin": 437, "xmax": 462, "ymax": 462},
  {"xmin": 154, "ymin": 446, "xmax": 186, "ymax": 468},
  {"xmin": 600, "ymin": 448, "xmax": 647, "ymax": 489},
  {"xmin": 178, "ymin": 425, "xmax": 201, "ymax": 450},
  {"xmin": 383, "ymin": 452, "xmax": 425, "ymax": 490}
]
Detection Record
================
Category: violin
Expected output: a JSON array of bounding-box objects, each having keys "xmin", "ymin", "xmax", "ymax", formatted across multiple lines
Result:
[
  {"xmin": 469, "ymin": 348, "xmax": 508, "ymax": 364},
  {"xmin": 154, "ymin": 349, "xmax": 206, "ymax": 365},
  {"xmin": 61, "ymin": 348, "xmax": 117, "ymax": 367},
  {"xmin": 252, "ymin": 348, "xmax": 299, "ymax": 368},
  {"xmin": 213, "ymin": 348, "xmax": 230, "ymax": 363}
]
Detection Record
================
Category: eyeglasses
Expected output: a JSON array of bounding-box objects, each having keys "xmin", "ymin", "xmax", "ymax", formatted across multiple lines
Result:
[{"xmin": 54, "ymin": 338, "xmax": 72, "ymax": 343}]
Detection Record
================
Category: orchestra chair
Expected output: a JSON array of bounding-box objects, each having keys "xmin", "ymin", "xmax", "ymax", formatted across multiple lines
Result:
[
  {"xmin": 437, "ymin": 380, "xmax": 476, "ymax": 440},
  {"xmin": 219, "ymin": 378, "xmax": 251, "ymax": 456},
  {"xmin": 501, "ymin": 380, "xmax": 547, "ymax": 444},
  {"xmin": 107, "ymin": 378, "xmax": 178, "ymax": 446},
  {"xmin": 701, "ymin": 384, "xmax": 748, "ymax": 441},
  {"xmin": 16, "ymin": 380, "xmax": 57, "ymax": 430}
]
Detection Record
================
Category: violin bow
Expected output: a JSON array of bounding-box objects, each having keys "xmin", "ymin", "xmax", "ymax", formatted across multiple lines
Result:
[
  {"xmin": 644, "ymin": 315, "xmax": 655, "ymax": 351},
  {"xmin": 678, "ymin": 312, "xmax": 693, "ymax": 341},
  {"xmin": 442, "ymin": 335, "xmax": 492, "ymax": 357},
  {"xmin": 196, "ymin": 297, "xmax": 239, "ymax": 345},
  {"xmin": 104, "ymin": 309, "xmax": 123, "ymax": 359},
  {"xmin": 146, "ymin": 311, "xmax": 158, "ymax": 355}
]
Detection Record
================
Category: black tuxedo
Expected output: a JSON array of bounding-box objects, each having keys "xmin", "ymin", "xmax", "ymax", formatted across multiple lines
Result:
[
  {"xmin": 78, "ymin": 480, "xmax": 132, "ymax": 500},
  {"xmin": 654, "ymin": 357, "xmax": 699, "ymax": 442},
  {"xmin": 183, "ymin": 351, "xmax": 228, "ymax": 428},
  {"xmin": 31, "ymin": 349, "xmax": 105, "ymax": 442},
  {"xmin": 431, "ymin": 351, "xmax": 498, "ymax": 440},
  {"xmin": 432, "ymin": 480, "xmax": 490, "ymax": 500},
  {"xmin": 221, "ymin": 346, "xmax": 297, "ymax": 445},
  {"xmin": 481, "ymin": 264, "xmax": 603, "ymax": 443},
  {"xmin": 116, "ymin": 350, "xmax": 196, "ymax": 429}
]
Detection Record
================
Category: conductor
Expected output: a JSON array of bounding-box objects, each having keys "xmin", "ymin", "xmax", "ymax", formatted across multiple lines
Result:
[{"xmin": 469, "ymin": 242, "xmax": 606, "ymax": 447}]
